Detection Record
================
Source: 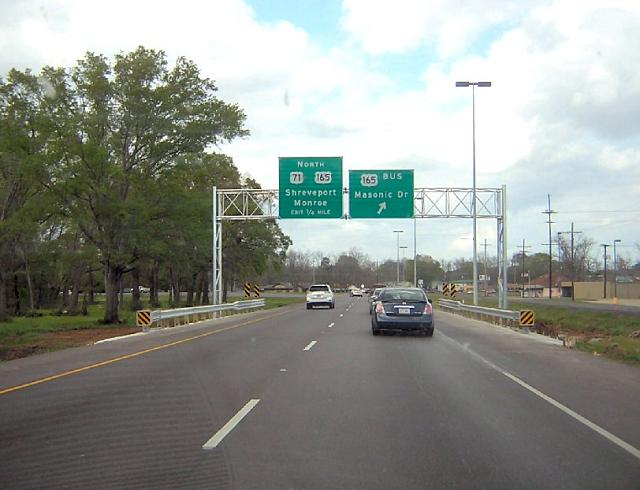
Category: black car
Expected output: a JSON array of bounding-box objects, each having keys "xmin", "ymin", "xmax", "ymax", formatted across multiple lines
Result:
[{"xmin": 371, "ymin": 287, "xmax": 434, "ymax": 336}]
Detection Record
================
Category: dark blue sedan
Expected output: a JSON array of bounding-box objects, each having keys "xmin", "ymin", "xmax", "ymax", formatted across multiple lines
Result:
[{"xmin": 371, "ymin": 287, "xmax": 434, "ymax": 336}]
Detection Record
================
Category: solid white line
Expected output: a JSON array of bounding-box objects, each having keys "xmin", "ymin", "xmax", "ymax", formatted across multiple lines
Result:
[
  {"xmin": 94, "ymin": 332, "xmax": 148, "ymax": 344},
  {"xmin": 328, "ymin": 322, "xmax": 335, "ymax": 328},
  {"xmin": 202, "ymin": 399, "xmax": 260, "ymax": 450},
  {"xmin": 501, "ymin": 371, "xmax": 640, "ymax": 461},
  {"xmin": 438, "ymin": 331, "xmax": 640, "ymax": 462},
  {"xmin": 303, "ymin": 340, "xmax": 317, "ymax": 351}
]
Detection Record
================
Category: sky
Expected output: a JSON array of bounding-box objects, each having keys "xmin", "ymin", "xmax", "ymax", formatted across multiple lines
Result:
[{"xmin": 1, "ymin": 0, "xmax": 639, "ymax": 266}]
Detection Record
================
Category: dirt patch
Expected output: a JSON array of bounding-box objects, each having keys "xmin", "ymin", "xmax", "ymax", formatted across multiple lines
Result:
[{"xmin": 0, "ymin": 327, "xmax": 140, "ymax": 362}]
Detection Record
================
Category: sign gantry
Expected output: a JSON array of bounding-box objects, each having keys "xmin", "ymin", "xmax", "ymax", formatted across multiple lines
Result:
[{"xmin": 214, "ymin": 184, "xmax": 508, "ymax": 310}]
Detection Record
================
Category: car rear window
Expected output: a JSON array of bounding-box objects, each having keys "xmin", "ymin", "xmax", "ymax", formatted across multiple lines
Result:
[
  {"xmin": 309, "ymin": 285, "xmax": 330, "ymax": 292},
  {"xmin": 378, "ymin": 289, "xmax": 427, "ymax": 302}
]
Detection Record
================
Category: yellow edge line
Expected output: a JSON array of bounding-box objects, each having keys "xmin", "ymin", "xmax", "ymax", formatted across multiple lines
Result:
[{"xmin": 0, "ymin": 309, "xmax": 290, "ymax": 396}]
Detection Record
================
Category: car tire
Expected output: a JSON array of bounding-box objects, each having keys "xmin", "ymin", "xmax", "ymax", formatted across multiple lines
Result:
[
  {"xmin": 372, "ymin": 323, "xmax": 380, "ymax": 336},
  {"xmin": 424, "ymin": 328, "xmax": 434, "ymax": 337},
  {"xmin": 306, "ymin": 304, "xmax": 311, "ymax": 310}
]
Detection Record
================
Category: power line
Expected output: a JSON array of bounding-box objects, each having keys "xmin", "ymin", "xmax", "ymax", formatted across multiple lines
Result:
[
  {"xmin": 559, "ymin": 223, "xmax": 582, "ymax": 301},
  {"xmin": 562, "ymin": 210, "xmax": 640, "ymax": 214},
  {"xmin": 542, "ymin": 194, "xmax": 557, "ymax": 299}
]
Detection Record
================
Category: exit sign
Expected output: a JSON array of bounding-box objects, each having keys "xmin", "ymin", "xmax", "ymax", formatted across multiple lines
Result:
[
  {"xmin": 349, "ymin": 170, "xmax": 414, "ymax": 218},
  {"xmin": 279, "ymin": 157, "xmax": 343, "ymax": 219}
]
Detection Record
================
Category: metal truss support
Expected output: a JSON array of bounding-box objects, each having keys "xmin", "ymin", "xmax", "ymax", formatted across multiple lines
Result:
[
  {"xmin": 413, "ymin": 187, "xmax": 502, "ymax": 219},
  {"xmin": 213, "ymin": 186, "xmax": 508, "ymax": 308},
  {"xmin": 212, "ymin": 187, "xmax": 223, "ymax": 305},
  {"xmin": 218, "ymin": 189, "xmax": 279, "ymax": 220},
  {"xmin": 496, "ymin": 185, "xmax": 508, "ymax": 309}
]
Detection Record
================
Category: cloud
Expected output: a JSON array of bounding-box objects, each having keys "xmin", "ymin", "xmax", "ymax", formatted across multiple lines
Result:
[
  {"xmin": 340, "ymin": 0, "xmax": 535, "ymax": 57},
  {"xmin": 1, "ymin": 0, "xmax": 639, "ymax": 262}
]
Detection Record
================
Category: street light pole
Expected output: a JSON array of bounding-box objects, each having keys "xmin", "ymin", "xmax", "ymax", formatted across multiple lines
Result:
[
  {"xmin": 393, "ymin": 230, "xmax": 403, "ymax": 285},
  {"xmin": 400, "ymin": 246, "xmax": 408, "ymax": 283},
  {"xmin": 456, "ymin": 80, "xmax": 491, "ymax": 306},
  {"xmin": 601, "ymin": 244, "xmax": 609, "ymax": 299},
  {"xmin": 613, "ymin": 239, "xmax": 621, "ymax": 299},
  {"xmin": 413, "ymin": 216, "xmax": 417, "ymax": 287}
]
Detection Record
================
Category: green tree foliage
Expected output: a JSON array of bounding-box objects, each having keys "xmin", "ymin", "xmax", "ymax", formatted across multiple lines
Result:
[
  {"xmin": 0, "ymin": 47, "xmax": 291, "ymax": 323},
  {"xmin": 405, "ymin": 255, "xmax": 445, "ymax": 286},
  {"xmin": 37, "ymin": 47, "xmax": 248, "ymax": 322},
  {"xmin": 0, "ymin": 69, "xmax": 51, "ymax": 319}
]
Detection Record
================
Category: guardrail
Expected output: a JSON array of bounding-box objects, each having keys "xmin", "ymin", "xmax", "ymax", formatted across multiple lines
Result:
[
  {"xmin": 142, "ymin": 299, "xmax": 266, "ymax": 330},
  {"xmin": 438, "ymin": 298, "xmax": 522, "ymax": 329}
]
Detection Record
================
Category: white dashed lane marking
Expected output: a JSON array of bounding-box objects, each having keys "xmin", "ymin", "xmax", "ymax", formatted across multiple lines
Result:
[
  {"xmin": 202, "ymin": 399, "xmax": 260, "ymax": 450},
  {"xmin": 303, "ymin": 340, "xmax": 317, "ymax": 351}
]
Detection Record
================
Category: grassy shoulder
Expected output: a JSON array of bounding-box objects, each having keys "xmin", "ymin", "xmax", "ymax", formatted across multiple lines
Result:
[
  {"xmin": 0, "ymin": 295, "xmax": 304, "ymax": 361},
  {"xmin": 229, "ymin": 296, "xmax": 305, "ymax": 309},
  {"xmin": 431, "ymin": 292, "xmax": 640, "ymax": 365}
]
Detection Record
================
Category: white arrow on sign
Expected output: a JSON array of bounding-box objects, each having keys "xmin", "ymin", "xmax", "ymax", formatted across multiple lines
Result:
[{"xmin": 377, "ymin": 202, "xmax": 387, "ymax": 214}]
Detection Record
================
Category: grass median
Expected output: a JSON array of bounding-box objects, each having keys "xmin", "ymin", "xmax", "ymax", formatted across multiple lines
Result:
[
  {"xmin": 0, "ymin": 295, "xmax": 305, "ymax": 362},
  {"xmin": 431, "ymin": 292, "xmax": 640, "ymax": 365}
]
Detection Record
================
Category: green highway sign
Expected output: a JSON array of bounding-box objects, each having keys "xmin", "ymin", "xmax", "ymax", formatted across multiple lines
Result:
[
  {"xmin": 349, "ymin": 169, "xmax": 414, "ymax": 218},
  {"xmin": 279, "ymin": 157, "xmax": 343, "ymax": 219}
]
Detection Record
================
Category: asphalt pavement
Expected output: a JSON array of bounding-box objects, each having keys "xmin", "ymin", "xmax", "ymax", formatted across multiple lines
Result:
[{"xmin": 1, "ymin": 296, "xmax": 638, "ymax": 489}]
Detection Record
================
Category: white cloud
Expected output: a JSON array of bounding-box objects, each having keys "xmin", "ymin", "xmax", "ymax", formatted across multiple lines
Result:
[
  {"xmin": 340, "ymin": 0, "xmax": 534, "ymax": 57},
  {"xmin": 1, "ymin": 0, "xmax": 639, "ymax": 262}
]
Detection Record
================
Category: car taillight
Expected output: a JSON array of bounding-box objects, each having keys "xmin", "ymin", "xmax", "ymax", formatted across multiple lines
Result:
[
  {"xmin": 375, "ymin": 303, "xmax": 385, "ymax": 314},
  {"xmin": 424, "ymin": 303, "xmax": 433, "ymax": 315}
]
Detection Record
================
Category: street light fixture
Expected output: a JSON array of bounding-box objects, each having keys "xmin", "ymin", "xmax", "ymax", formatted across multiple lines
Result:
[
  {"xmin": 456, "ymin": 80, "xmax": 492, "ymax": 306},
  {"xmin": 393, "ymin": 230, "xmax": 404, "ymax": 285}
]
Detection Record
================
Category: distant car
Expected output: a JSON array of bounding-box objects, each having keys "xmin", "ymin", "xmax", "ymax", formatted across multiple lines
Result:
[
  {"xmin": 371, "ymin": 287, "xmax": 434, "ymax": 336},
  {"xmin": 306, "ymin": 284, "xmax": 335, "ymax": 309},
  {"xmin": 350, "ymin": 288, "xmax": 363, "ymax": 297},
  {"xmin": 369, "ymin": 288, "xmax": 383, "ymax": 314}
]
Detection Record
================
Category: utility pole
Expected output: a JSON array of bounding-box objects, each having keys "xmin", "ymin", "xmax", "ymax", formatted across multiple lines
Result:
[
  {"xmin": 613, "ymin": 239, "xmax": 621, "ymax": 299},
  {"xmin": 559, "ymin": 223, "xmax": 582, "ymax": 301},
  {"xmin": 483, "ymin": 238, "xmax": 492, "ymax": 297},
  {"xmin": 542, "ymin": 195, "xmax": 557, "ymax": 299},
  {"xmin": 601, "ymin": 244, "xmax": 609, "ymax": 299},
  {"xmin": 519, "ymin": 239, "xmax": 531, "ymax": 297}
]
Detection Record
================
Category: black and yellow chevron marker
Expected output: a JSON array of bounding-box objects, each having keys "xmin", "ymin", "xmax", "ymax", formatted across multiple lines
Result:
[
  {"xmin": 451, "ymin": 284, "xmax": 457, "ymax": 299},
  {"xmin": 243, "ymin": 282, "xmax": 252, "ymax": 298},
  {"xmin": 253, "ymin": 283, "xmax": 261, "ymax": 297},
  {"xmin": 520, "ymin": 310, "xmax": 535, "ymax": 326},
  {"xmin": 443, "ymin": 283, "xmax": 450, "ymax": 296},
  {"xmin": 136, "ymin": 310, "xmax": 152, "ymax": 327}
]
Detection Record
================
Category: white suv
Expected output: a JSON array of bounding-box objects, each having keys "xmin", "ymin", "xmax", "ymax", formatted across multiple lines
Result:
[{"xmin": 306, "ymin": 284, "xmax": 335, "ymax": 309}]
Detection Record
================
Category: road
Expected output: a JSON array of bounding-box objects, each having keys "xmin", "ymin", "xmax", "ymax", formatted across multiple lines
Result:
[
  {"xmin": 1, "ymin": 296, "xmax": 639, "ymax": 489},
  {"xmin": 497, "ymin": 295, "xmax": 640, "ymax": 316}
]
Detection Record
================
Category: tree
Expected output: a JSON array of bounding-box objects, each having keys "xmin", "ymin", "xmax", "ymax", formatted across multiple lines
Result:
[
  {"xmin": 405, "ymin": 255, "xmax": 444, "ymax": 286},
  {"xmin": 0, "ymin": 69, "xmax": 51, "ymax": 319},
  {"xmin": 558, "ymin": 235, "xmax": 595, "ymax": 281},
  {"xmin": 37, "ymin": 47, "xmax": 248, "ymax": 322}
]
